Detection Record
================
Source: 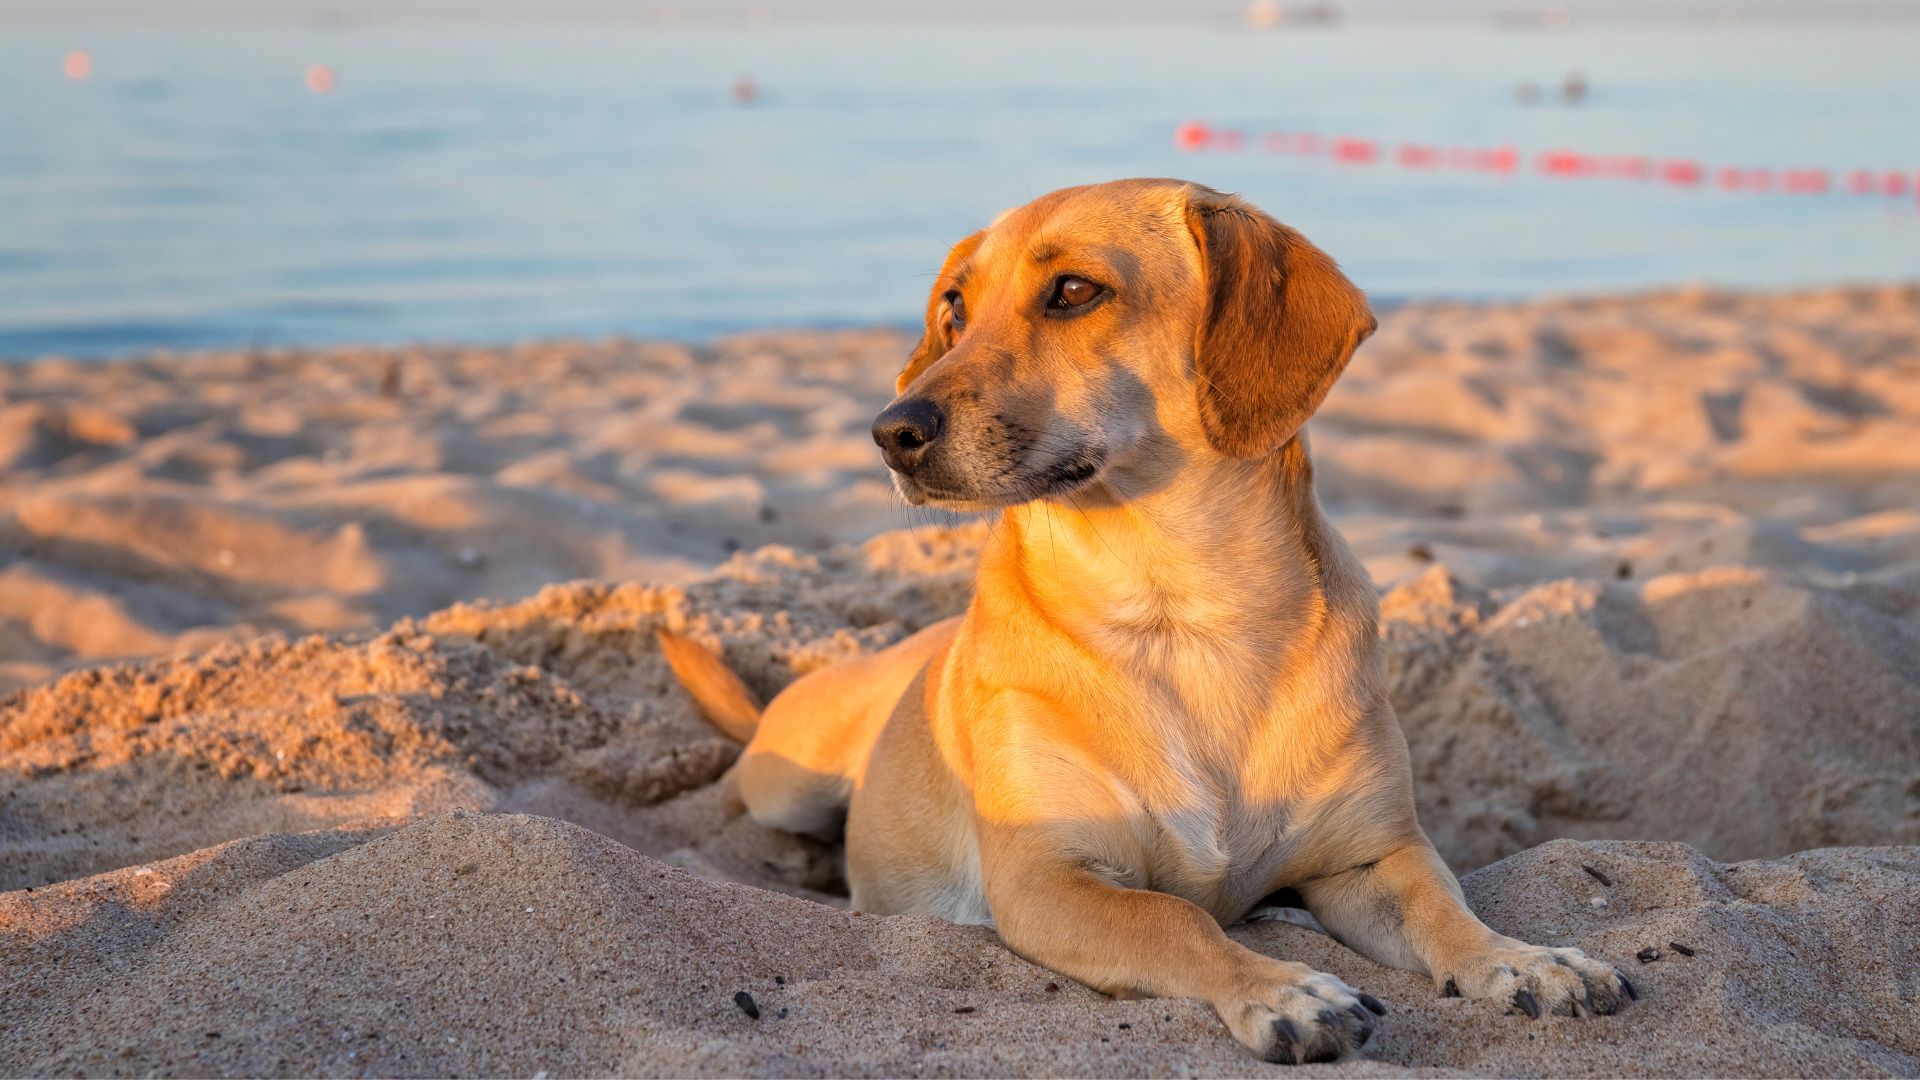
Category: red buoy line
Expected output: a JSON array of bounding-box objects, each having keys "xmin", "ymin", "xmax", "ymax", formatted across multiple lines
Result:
[{"xmin": 1173, "ymin": 121, "xmax": 1920, "ymax": 207}]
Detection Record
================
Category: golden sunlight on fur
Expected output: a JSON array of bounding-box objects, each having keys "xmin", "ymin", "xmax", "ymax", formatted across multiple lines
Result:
[{"xmin": 660, "ymin": 178, "xmax": 1632, "ymax": 1064}]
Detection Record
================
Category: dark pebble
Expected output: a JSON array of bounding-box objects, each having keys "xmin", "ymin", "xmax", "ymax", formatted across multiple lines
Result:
[
  {"xmin": 954, "ymin": 1006, "xmax": 976, "ymax": 1014},
  {"xmin": 774, "ymin": 975, "xmax": 786, "ymax": 985},
  {"xmin": 1045, "ymin": 982, "xmax": 1060, "ymax": 993},
  {"xmin": 733, "ymin": 991, "xmax": 761, "ymax": 1020},
  {"xmin": 1580, "ymin": 863, "xmax": 1613, "ymax": 887},
  {"xmin": 1636, "ymin": 947, "xmax": 1661, "ymax": 963},
  {"xmin": 1668, "ymin": 941, "xmax": 1696, "ymax": 956},
  {"xmin": 1615, "ymin": 560, "xmax": 1633, "ymax": 580},
  {"xmin": 1407, "ymin": 542, "xmax": 1435, "ymax": 563},
  {"xmin": 1118, "ymin": 1023, "xmax": 1131, "ymax": 1030}
]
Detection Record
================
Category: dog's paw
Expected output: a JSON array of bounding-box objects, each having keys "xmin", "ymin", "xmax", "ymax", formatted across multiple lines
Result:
[
  {"xmin": 1442, "ymin": 939, "xmax": 1634, "ymax": 1018},
  {"xmin": 1219, "ymin": 960, "xmax": 1386, "ymax": 1064}
]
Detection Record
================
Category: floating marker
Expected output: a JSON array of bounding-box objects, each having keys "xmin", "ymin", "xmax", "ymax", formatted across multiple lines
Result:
[
  {"xmin": 64, "ymin": 50, "xmax": 91, "ymax": 81},
  {"xmin": 1174, "ymin": 124, "xmax": 1913, "ymax": 209},
  {"xmin": 1782, "ymin": 169, "xmax": 1829, "ymax": 194},
  {"xmin": 1331, "ymin": 137, "xmax": 1377, "ymax": 164},
  {"xmin": 306, "ymin": 64, "xmax": 337, "ymax": 94},
  {"xmin": 1663, "ymin": 160, "xmax": 1703, "ymax": 185}
]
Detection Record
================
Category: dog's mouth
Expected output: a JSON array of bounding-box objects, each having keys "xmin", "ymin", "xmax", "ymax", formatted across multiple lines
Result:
[{"xmin": 892, "ymin": 449, "xmax": 1108, "ymax": 511}]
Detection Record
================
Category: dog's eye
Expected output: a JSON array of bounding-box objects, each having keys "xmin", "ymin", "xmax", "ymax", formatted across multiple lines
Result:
[
  {"xmin": 1047, "ymin": 276, "xmax": 1104, "ymax": 314},
  {"xmin": 944, "ymin": 290, "xmax": 966, "ymax": 333}
]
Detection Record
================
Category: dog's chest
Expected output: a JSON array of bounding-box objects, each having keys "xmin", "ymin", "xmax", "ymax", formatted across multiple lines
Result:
[
  {"xmin": 1086, "ymin": 612, "xmax": 1327, "ymax": 915},
  {"xmin": 1125, "ymin": 699, "xmax": 1299, "ymax": 917}
]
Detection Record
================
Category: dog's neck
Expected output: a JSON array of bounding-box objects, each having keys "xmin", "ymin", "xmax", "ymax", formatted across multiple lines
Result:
[{"xmin": 980, "ymin": 436, "xmax": 1369, "ymax": 718}]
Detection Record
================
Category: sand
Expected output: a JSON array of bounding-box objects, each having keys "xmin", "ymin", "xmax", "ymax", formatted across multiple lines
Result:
[{"xmin": 4, "ymin": 284, "xmax": 1920, "ymax": 1075}]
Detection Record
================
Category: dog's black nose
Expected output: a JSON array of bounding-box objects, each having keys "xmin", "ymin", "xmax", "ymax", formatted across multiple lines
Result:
[{"xmin": 872, "ymin": 397, "xmax": 945, "ymax": 470}]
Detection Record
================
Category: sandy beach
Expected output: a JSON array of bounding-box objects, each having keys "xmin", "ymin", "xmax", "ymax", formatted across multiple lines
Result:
[{"xmin": 4, "ymin": 284, "xmax": 1920, "ymax": 1075}]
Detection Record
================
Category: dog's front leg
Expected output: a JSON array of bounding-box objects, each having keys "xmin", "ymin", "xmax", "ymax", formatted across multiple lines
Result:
[
  {"xmin": 982, "ymin": 849, "xmax": 1385, "ymax": 1063},
  {"xmin": 1298, "ymin": 841, "xmax": 1635, "ymax": 1018}
]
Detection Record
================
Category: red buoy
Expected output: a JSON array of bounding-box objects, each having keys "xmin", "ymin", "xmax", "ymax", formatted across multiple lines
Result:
[
  {"xmin": 1331, "ymin": 137, "xmax": 1377, "ymax": 165},
  {"xmin": 1662, "ymin": 160, "xmax": 1703, "ymax": 185},
  {"xmin": 1397, "ymin": 144, "xmax": 1437, "ymax": 169}
]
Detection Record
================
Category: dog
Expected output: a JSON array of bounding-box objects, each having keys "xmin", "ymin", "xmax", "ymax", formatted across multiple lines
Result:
[{"xmin": 658, "ymin": 178, "xmax": 1633, "ymax": 1064}]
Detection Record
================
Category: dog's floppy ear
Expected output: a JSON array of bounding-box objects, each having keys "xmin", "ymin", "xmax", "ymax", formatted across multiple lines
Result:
[
  {"xmin": 898, "ymin": 230, "xmax": 987, "ymax": 394},
  {"xmin": 1184, "ymin": 189, "xmax": 1375, "ymax": 458}
]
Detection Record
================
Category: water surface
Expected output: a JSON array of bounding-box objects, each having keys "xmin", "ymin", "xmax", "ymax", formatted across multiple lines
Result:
[{"xmin": 2, "ymin": 19, "xmax": 1916, "ymax": 357}]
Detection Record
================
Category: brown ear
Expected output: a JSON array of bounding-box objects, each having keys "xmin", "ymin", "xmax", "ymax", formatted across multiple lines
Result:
[
  {"xmin": 1185, "ymin": 190, "xmax": 1375, "ymax": 458},
  {"xmin": 897, "ymin": 230, "xmax": 987, "ymax": 394}
]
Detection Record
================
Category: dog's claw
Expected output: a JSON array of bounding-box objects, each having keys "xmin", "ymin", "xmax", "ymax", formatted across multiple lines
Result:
[
  {"xmin": 1236, "ymin": 968, "xmax": 1381, "ymax": 1063},
  {"xmin": 1442, "ymin": 977, "xmax": 1461, "ymax": 998},
  {"xmin": 1269, "ymin": 1018, "xmax": 1301, "ymax": 1063},
  {"xmin": 1619, "ymin": 974, "xmax": 1638, "ymax": 1001},
  {"xmin": 1512, "ymin": 988, "xmax": 1542, "ymax": 1019}
]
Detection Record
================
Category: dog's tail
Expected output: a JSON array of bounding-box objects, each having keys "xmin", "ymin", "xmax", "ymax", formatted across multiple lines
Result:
[{"xmin": 655, "ymin": 630, "xmax": 762, "ymax": 742}]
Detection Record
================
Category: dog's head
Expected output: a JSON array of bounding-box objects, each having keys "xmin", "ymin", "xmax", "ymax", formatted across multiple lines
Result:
[{"xmin": 875, "ymin": 179, "xmax": 1375, "ymax": 510}]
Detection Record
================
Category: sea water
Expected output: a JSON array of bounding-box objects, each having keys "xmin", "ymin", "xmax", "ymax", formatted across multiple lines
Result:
[{"xmin": 1, "ymin": 17, "xmax": 1916, "ymax": 357}]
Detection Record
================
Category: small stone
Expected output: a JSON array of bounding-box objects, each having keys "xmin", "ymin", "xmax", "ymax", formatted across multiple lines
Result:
[
  {"xmin": 1580, "ymin": 863, "xmax": 1613, "ymax": 887},
  {"xmin": 1668, "ymin": 941, "xmax": 1696, "ymax": 956},
  {"xmin": 1589, "ymin": 896, "xmax": 1608, "ymax": 909},
  {"xmin": 733, "ymin": 991, "xmax": 761, "ymax": 1020},
  {"xmin": 953, "ymin": 1006, "xmax": 976, "ymax": 1014},
  {"xmin": 1636, "ymin": 947, "xmax": 1661, "ymax": 963}
]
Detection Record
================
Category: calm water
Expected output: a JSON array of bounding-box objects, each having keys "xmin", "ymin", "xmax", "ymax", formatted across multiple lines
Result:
[{"xmin": 2, "ymin": 19, "xmax": 1917, "ymax": 358}]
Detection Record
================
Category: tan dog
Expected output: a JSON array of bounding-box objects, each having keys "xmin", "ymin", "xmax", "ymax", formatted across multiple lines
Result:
[{"xmin": 659, "ymin": 178, "xmax": 1632, "ymax": 1064}]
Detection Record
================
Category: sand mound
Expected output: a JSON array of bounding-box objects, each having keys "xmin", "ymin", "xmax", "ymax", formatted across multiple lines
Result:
[
  {"xmin": 5, "ymin": 812, "xmax": 1916, "ymax": 1076},
  {"xmin": 7, "ymin": 522, "xmax": 1913, "ymax": 895},
  {"xmin": 1385, "ymin": 562, "xmax": 1920, "ymax": 868},
  {"xmin": 0, "ymin": 530, "xmax": 976, "ymax": 893}
]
